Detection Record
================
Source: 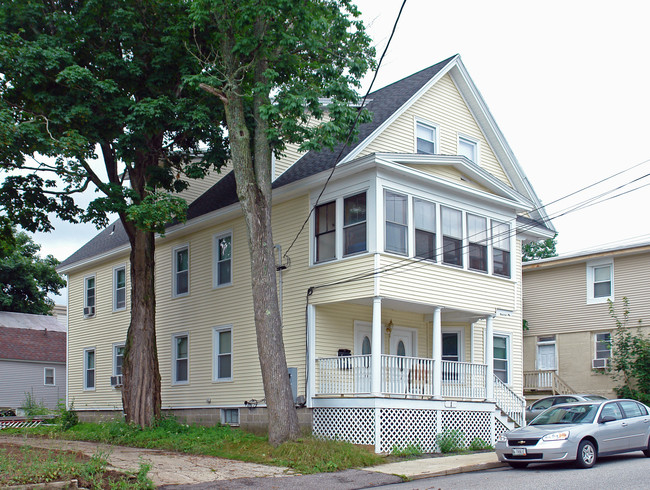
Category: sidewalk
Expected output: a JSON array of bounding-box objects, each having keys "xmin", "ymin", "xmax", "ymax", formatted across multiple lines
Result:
[{"xmin": 0, "ymin": 435, "xmax": 505, "ymax": 488}]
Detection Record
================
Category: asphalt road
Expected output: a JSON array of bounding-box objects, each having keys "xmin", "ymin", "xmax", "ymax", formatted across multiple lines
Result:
[{"xmin": 375, "ymin": 451, "xmax": 650, "ymax": 489}]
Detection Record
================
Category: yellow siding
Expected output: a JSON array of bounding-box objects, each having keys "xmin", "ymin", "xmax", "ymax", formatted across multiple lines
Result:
[
  {"xmin": 274, "ymin": 114, "xmax": 330, "ymax": 179},
  {"xmin": 361, "ymin": 74, "xmax": 511, "ymax": 187},
  {"xmin": 401, "ymin": 164, "xmax": 492, "ymax": 193},
  {"xmin": 178, "ymin": 162, "xmax": 233, "ymax": 204}
]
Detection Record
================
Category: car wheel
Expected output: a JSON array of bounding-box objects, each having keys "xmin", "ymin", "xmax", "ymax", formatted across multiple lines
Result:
[
  {"xmin": 508, "ymin": 462, "xmax": 529, "ymax": 469},
  {"xmin": 575, "ymin": 440, "xmax": 596, "ymax": 468},
  {"xmin": 644, "ymin": 436, "xmax": 650, "ymax": 457}
]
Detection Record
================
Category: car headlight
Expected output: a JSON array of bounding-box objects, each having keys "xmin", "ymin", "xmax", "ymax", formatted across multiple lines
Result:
[
  {"xmin": 542, "ymin": 431, "xmax": 569, "ymax": 441},
  {"xmin": 497, "ymin": 434, "xmax": 508, "ymax": 443}
]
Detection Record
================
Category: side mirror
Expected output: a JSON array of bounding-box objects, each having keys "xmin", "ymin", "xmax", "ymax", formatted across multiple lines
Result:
[{"xmin": 599, "ymin": 415, "xmax": 616, "ymax": 423}]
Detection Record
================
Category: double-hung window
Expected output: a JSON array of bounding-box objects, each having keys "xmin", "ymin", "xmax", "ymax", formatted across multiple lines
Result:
[
  {"xmin": 113, "ymin": 344, "xmax": 125, "ymax": 377},
  {"xmin": 492, "ymin": 221, "xmax": 511, "ymax": 277},
  {"xmin": 467, "ymin": 214, "xmax": 488, "ymax": 272},
  {"xmin": 213, "ymin": 326, "xmax": 233, "ymax": 381},
  {"xmin": 315, "ymin": 201, "xmax": 336, "ymax": 262},
  {"xmin": 113, "ymin": 266, "xmax": 126, "ymax": 311},
  {"xmin": 416, "ymin": 121, "xmax": 436, "ymax": 154},
  {"xmin": 385, "ymin": 191, "xmax": 408, "ymax": 255},
  {"xmin": 84, "ymin": 276, "xmax": 96, "ymax": 317},
  {"xmin": 441, "ymin": 206, "xmax": 463, "ymax": 266},
  {"xmin": 414, "ymin": 198, "xmax": 436, "ymax": 261},
  {"xmin": 458, "ymin": 136, "xmax": 478, "ymax": 162},
  {"xmin": 214, "ymin": 233, "xmax": 232, "ymax": 287},
  {"xmin": 587, "ymin": 261, "xmax": 613, "ymax": 303},
  {"xmin": 343, "ymin": 193, "xmax": 367, "ymax": 256},
  {"xmin": 173, "ymin": 246, "xmax": 189, "ymax": 297},
  {"xmin": 595, "ymin": 332, "xmax": 612, "ymax": 360},
  {"xmin": 494, "ymin": 335, "xmax": 509, "ymax": 383},
  {"xmin": 84, "ymin": 348, "xmax": 95, "ymax": 390},
  {"xmin": 172, "ymin": 334, "xmax": 189, "ymax": 384},
  {"xmin": 44, "ymin": 367, "xmax": 55, "ymax": 386}
]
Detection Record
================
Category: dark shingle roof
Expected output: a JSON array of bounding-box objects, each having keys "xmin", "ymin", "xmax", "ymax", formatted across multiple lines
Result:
[
  {"xmin": 0, "ymin": 312, "xmax": 66, "ymax": 363},
  {"xmin": 59, "ymin": 56, "xmax": 458, "ymax": 269}
]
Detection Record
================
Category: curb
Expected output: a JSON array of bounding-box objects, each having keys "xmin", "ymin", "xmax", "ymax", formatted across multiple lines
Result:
[
  {"xmin": 4, "ymin": 479, "xmax": 79, "ymax": 489},
  {"xmin": 406, "ymin": 461, "xmax": 507, "ymax": 480}
]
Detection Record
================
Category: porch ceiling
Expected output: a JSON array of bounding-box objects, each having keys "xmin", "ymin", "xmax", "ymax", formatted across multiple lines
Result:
[{"xmin": 346, "ymin": 297, "xmax": 490, "ymax": 323}]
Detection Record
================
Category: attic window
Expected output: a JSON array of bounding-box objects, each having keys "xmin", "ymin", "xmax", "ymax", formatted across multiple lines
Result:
[
  {"xmin": 416, "ymin": 121, "xmax": 436, "ymax": 155},
  {"xmin": 458, "ymin": 136, "xmax": 478, "ymax": 162}
]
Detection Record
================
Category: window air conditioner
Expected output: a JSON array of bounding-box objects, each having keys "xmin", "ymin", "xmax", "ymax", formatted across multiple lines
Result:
[
  {"xmin": 83, "ymin": 306, "xmax": 95, "ymax": 317},
  {"xmin": 592, "ymin": 358, "xmax": 608, "ymax": 369},
  {"xmin": 110, "ymin": 375, "xmax": 123, "ymax": 387}
]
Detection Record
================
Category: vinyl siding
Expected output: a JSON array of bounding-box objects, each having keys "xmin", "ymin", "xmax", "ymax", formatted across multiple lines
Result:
[
  {"xmin": 360, "ymin": 74, "xmax": 512, "ymax": 187},
  {"xmin": 401, "ymin": 164, "xmax": 493, "ymax": 194},
  {"xmin": 0, "ymin": 360, "xmax": 66, "ymax": 410},
  {"xmin": 178, "ymin": 163, "xmax": 233, "ymax": 204}
]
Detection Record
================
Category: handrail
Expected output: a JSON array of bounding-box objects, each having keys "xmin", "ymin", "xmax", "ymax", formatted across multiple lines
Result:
[
  {"xmin": 523, "ymin": 370, "xmax": 576, "ymax": 395},
  {"xmin": 494, "ymin": 375, "xmax": 526, "ymax": 427}
]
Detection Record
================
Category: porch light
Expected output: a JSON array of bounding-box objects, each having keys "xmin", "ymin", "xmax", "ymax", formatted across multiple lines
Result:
[{"xmin": 386, "ymin": 320, "xmax": 393, "ymax": 334}]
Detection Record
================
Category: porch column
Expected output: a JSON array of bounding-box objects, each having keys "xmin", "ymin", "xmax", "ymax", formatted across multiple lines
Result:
[
  {"xmin": 306, "ymin": 304, "xmax": 316, "ymax": 407},
  {"xmin": 371, "ymin": 297, "xmax": 382, "ymax": 396},
  {"xmin": 432, "ymin": 306, "xmax": 442, "ymax": 399},
  {"xmin": 485, "ymin": 314, "xmax": 495, "ymax": 401}
]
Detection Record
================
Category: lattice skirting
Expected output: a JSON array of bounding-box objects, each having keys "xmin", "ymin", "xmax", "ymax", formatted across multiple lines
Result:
[{"xmin": 313, "ymin": 407, "xmax": 500, "ymax": 453}]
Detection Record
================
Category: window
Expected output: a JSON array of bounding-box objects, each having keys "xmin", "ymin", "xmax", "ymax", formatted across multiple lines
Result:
[
  {"xmin": 173, "ymin": 246, "xmax": 189, "ymax": 297},
  {"xmin": 315, "ymin": 201, "xmax": 336, "ymax": 262},
  {"xmin": 587, "ymin": 261, "xmax": 613, "ymax": 303},
  {"xmin": 494, "ymin": 335, "xmax": 509, "ymax": 383},
  {"xmin": 113, "ymin": 266, "xmax": 126, "ymax": 311},
  {"xmin": 113, "ymin": 344, "xmax": 125, "ymax": 376},
  {"xmin": 620, "ymin": 400, "xmax": 645, "ymax": 418},
  {"xmin": 214, "ymin": 233, "xmax": 233, "ymax": 287},
  {"xmin": 467, "ymin": 214, "xmax": 488, "ymax": 272},
  {"xmin": 44, "ymin": 367, "xmax": 55, "ymax": 386},
  {"xmin": 416, "ymin": 121, "xmax": 436, "ymax": 154},
  {"xmin": 385, "ymin": 191, "xmax": 408, "ymax": 255},
  {"xmin": 213, "ymin": 326, "xmax": 232, "ymax": 381},
  {"xmin": 595, "ymin": 332, "xmax": 611, "ymax": 360},
  {"xmin": 84, "ymin": 348, "xmax": 95, "ymax": 390},
  {"xmin": 221, "ymin": 408, "xmax": 239, "ymax": 425},
  {"xmin": 172, "ymin": 334, "xmax": 189, "ymax": 384},
  {"xmin": 458, "ymin": 136, "xmax": 477, "ymax": 162},
  {"xmin": 414, "ymin": 198, "xmax": 436, "ymax": 261},
  {"xmin": 492, "ymin": 221, "xmax": 511, "ymax": 277},
  {"xmin": 343, "ymin": 193, "xmax": 366, "ymax": 256},
  {"xmin": 441, "ymin": 207, "xmax": 462, "ymax": 266},
  {"xmin": 84, "ymin": 276, "xmax": 96, "ymax": 316}
]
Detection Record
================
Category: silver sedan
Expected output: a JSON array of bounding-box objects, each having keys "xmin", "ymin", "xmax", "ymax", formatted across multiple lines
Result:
[{"xmin": 495, "ymin": 399, "xmax": 650, "ymax": 469}]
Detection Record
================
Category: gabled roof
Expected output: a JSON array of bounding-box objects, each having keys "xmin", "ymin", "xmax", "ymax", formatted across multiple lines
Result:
[
  {"xmin": 0, "ymin": 312, "xmax": 66, "ymax": 363},
  {"xmin": 59, "ymin": 55, "xmax": 553, "ymax": 271}
]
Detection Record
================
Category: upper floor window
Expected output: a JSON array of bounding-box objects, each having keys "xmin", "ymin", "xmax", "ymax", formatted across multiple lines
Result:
[
  {"xmin": 441, "ymin": 206, "xmax": 462, "ymax": 266},
  {"xmin": 44, "ymin": 367, "xmax": 55, "ymax": 386},
  {"xmin": 416, "ymin": 121, "xmax": 437, "ymax": 154},
  {"xmin": 84, "ymin": 276, "xmax": 96, "ymax": 317},
  {"xmin": 113, "ymin": 266, "xmax": 126, "ymax": 311},
  {"xmin": 414, "ymin": 198, "xmax": 436, "ymax": 261},
  {"xmin": 315, "ymin": 201, "xmax": 336, "ymax": 262},
  {"xmin": 343, "ymin": 192, "xmax": 367, "ymax": 256},
  {"xmin": 213, "ymin": 326, "xmax": 233, "ymax": 381},
  {"xmin": 587, "ymin": 260, "xmax": 613, "ymax": 304},
  {"xmin": 84, "ymin": 348, "xmax": 95, "ymax": 390},
  {"xmin": 172, "ymin": 333, "xmax": 189, "ymax": 384},
  {"xmin": 458, "ymin": 136, "xmax": 478, "ymax": 162},
  {"xmin": 492, "ymin": 221, "xmax": 511, "ymax": 278},
  {"xmin": 173, "ymin": 245, "xmax": 189, "ymax": 297},
  {"xmin": 385, "ymin": 191, "xmax": 408, "ymax": 255},
  {"xmin": 214, "ymin": 233, "xmax": 233, "ymax": 287},
  {"xmin": 467, "ymin": 214, "xmax": 488, "ymax": 272}
]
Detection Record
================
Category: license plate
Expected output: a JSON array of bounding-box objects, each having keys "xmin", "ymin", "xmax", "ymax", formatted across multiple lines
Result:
[{"xmin": 512, "ymin": 448, "xmax": 527, "ymax": 456}]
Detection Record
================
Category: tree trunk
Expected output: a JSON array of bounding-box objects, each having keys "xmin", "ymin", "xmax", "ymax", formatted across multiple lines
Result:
[
  {"xmin": 224, "ymin": 90, "xmax": 300, "ymax": 446},
  {"xmin": 121, "ymin": 225, "xmax": 161, "ymax": 426}
]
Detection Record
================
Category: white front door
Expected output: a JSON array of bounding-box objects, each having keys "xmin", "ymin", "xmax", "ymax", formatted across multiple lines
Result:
[
  {"xmin": 388, "ymin": 328, "xmax": 415, "ymax": 394},
  {"xmin": 537, "ymin": 344, "xmax": 556, "ymax": 370},
  {"xmin": 353, "ymin": 322, "xmax": 376, "ymax": 393}
]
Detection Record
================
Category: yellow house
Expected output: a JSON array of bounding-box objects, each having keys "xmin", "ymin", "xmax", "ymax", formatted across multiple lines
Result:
[
  {"xmin": 523, "ymin": 242, "xmax": 650, "ymax": 400},
  {"xmin": 58, "ymin": 55, "xmax": 554, "ymax": 453}
]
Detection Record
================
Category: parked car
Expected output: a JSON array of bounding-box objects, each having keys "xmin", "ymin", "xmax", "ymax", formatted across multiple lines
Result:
[
  {"xmin": 496, "ymin": 399, "xmax": 650, "ymax": 469},
  {"xmin": 525, "ymin": 394, "xmax": 607, "ymax": 423}
]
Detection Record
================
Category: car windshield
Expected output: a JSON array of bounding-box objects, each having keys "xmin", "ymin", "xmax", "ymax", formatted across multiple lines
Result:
[
  {"xmin": 583, "ymin": 395, "xmax": 607, "ymax": 401},
  {"xmin": 531, "ymin": 404, "xmax": 599, "ymax": 425}
]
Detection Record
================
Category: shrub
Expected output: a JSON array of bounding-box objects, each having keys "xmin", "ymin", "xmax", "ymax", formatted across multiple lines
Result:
[
  {"xmin": 436, "ymin": 428, "xmax": 465, "ymax": 453},
  {"xmin": 55, "ymin": 400, "xmax": 79, "ymax": 430},
  {"xmin": 468, "ymin": 437, "xmax": 493, "ymax": 451},
  {"xmin": 22, "ymin": 391, "xmax": 50, "ymax": 417},
  {"xmin": 391, "ymin": 443, "xmax": 422, "ymax": 458}
]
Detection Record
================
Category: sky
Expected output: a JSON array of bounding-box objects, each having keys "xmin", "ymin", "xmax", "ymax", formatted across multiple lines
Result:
[{"xmin": 24, "ymin": 0, "xmax": 650, "ymax": 303}]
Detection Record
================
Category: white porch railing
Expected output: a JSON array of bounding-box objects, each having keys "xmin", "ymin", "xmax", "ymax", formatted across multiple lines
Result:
[
  {"xmin": 441, "ymin": 360, "xmax": 487, "ymax": 399},
  {"xmin": 317, "ymin": 355, "xmax": 372, "ymax": 395},
  {"xmin": 382, "ymin": 355, "xmax": 434, "ymax": 396},
  {"xmin": 494, "ymin": 375, "xmax": 526, "ymax": 426}
]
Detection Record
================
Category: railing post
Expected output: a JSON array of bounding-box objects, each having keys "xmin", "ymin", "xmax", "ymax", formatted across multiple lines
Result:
[
  {"xmin": 485, "ymin": 315, "xmax": 494, "ymax": 401},
  {"xmin": 306, "ymin": 304, "xmax": 316, "ymax": 406},
  {"xmin": 432, "ymin": 306, "xmax": 442, "ymax": 399},
  {"xmin": 371, "ymin": 297, "xmax": 382, "ymax": 396}
]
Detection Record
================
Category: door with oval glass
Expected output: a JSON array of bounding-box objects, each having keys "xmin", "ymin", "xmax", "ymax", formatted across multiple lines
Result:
[
  {"xmin": 388, "ymin": 328, "xmax": 415, "ymax": 394},
  {"xmin": 353, "ymin": 322, "xmax": 377, "ymax": 393}
]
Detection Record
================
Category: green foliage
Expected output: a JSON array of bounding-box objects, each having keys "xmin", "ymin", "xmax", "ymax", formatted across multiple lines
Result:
[
  {"xmin": 391, "ymin": 443, "xmax": 422, "ymax": 458},
  {"xmin": 522, "ymin": 234, "xmax": 558, "ymax": 262},
  {"xmin": 607, "ymin": 298, "xmax": 649, "ymax": 402},
  {"xmin": 436, "ymin": 428, "xmax": 466, "ymax": 453},
  {"xmin": 21, "ymin": 391, "xmax": 51, "ymax": 416},
  {"xmin": 0, "ymin": 227, "xmax": 65, "ymax": 314},
  {"xmin": 468, "ymin": 437, "xmax": 493, "ymax": 451},
  {"xmin": 55, "ymin": 400, "xmax": 79, "ymax": 431}
]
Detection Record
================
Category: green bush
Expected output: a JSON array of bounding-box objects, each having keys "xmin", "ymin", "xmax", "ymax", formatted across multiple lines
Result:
[
  {"xmin": 468, "ymin": 437, "xmax": 493, "ymax": 451},
  {"xmin": 55, "ymin": 400, "xmax": 78, "ymax": 430},
  {"xmin": 391, "ymin": 443, "xmax": 422, "ymax": 458},
  {"xmin": 22, "ymin": 392, "xmax": 50, "ymax": 417},
  {"xmin": 436, "ymin": 428, "xmax": 465, "ymax": 453}
]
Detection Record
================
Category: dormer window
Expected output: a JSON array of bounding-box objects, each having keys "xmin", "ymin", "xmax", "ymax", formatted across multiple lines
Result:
[{"xmin": 416, "ymin": 121, "xmax": 437, "ymax": 155}]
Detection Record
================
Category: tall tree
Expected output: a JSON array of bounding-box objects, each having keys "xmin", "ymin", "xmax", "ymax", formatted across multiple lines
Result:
[
  {"xmin": 189, "ymin": 0, "xmax": 374, "ymax": 445},
  {"xmin": 0, "ymin": 227, "xmax": 65, "ymax": 314},
  {"xmin": 522, "ymin": 234, "xmax": 558, "ymax": 262},
  {"xmin": 0, "ymin": 0, "xmax": 226, "ymax": 427}
]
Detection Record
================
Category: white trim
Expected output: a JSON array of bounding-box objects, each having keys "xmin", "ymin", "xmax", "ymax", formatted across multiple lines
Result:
[
  {"xmin": 221, "ymin": 408, "xmax": 240, "ymax": 426},
  {"xmin": 83, "ymin": 274, "xmax": 96, "ymax": 317},
  {"xmin": 112, "ymin": 264, "xmax": 127, "ymax": 312},
  {"xmin": 594, "ymin": 331, "xmax": 612, "ymax": 363},
  {"xmin": 414, "ymin": 118, "xmax": 440, "ymax": 155},
  {"xmin": 83, "ymin": 347, "xmax": 96, "ymax": 391},
  {"xmin": 493, "ymin": 331, "xmax": 512, "ymax": 385},
  {"xmin": 442, "ymin": 327, "xmax": 465, "ymax": 362},
  {"xmin": 586, "ymin": 259, "xmax": 614, "ymax": 304},
  {"xmin": 212, "ymin": 325, "xmax": 233, "ymax": 382},
  {"xmin": 172, "ymin": 244, "xmax": 190, "ymax": 298},
  {"xmin": 213, "ymin": 230, "xmax": 233, "ymax": 289},
  {"xmin": 112, "ymin": 342, "xmax": 125, "ymax": 377},
  {"xmin": 44, "ymin": 367, "xmax": 55, "ymax": 386},
  {"xmin": 172, "ymin": 332, "xmax": 189, "ymax": 385},
  {"xmin": 535, "ymin": 335, "xmax": 557, "ymax": 371},
  {"xmin": 457, "ymin": 133, "xmax": 480, "ymax": 165}
]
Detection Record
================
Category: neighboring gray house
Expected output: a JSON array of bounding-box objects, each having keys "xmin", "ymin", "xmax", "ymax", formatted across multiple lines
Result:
[{"xmin": 0, "ymin": 311, "xmax": 66, "ymax": 411}]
